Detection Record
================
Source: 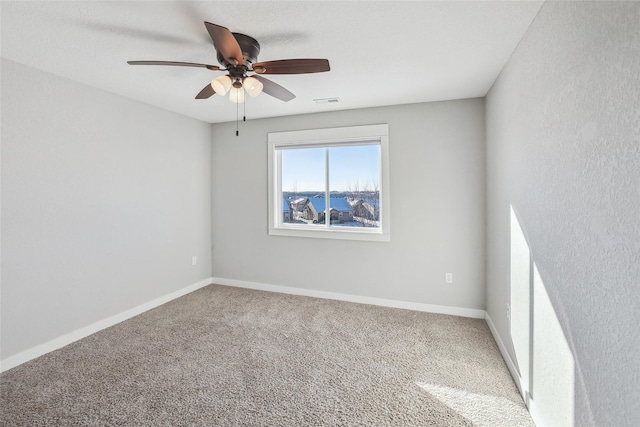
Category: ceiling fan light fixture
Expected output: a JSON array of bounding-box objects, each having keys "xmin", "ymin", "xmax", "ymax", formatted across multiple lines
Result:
[
  {"xmin": 211, "ymin": 75, "xmax": 232, "ymax": 96},
  {"xmin": 229, "ymin": 86, "xmax": 245, "ymax": 103},
  {"xmin": 243, "ymin": 77, "xmax": 263, "ymax": 97}
]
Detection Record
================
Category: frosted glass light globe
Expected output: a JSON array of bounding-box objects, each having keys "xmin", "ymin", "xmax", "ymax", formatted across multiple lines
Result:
[
  {"xmin": 229, "ymin": 86, "xmax": 245, "ymax": 103},
  {"xmin": 243, "ymin": 76, "xmax": 263, "ymax": 97},
  {"xmin": 211, "ymin": 75, "xmax": 232, "ymax": 96}
]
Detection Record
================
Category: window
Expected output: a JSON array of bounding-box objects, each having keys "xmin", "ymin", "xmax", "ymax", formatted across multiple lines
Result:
[{"xmin": 268, "ymin": 124, "xmax": 390, "ymax": 241}]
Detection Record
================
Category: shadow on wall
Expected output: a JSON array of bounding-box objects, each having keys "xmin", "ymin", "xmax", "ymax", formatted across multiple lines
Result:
[{"xmin": 510, "ymin": 205, "xmax": 576, "ymax": 426}]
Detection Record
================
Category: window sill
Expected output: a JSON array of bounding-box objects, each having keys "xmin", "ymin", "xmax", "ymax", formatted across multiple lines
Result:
[{"xmin": 269, "ymin": 226, "xmax": 390, "ymax": 242}]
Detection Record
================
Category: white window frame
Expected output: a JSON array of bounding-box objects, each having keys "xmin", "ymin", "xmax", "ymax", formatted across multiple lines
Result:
[{"xmin": 268, "ymin": 124, "xmax": 390, "ymax": 242}]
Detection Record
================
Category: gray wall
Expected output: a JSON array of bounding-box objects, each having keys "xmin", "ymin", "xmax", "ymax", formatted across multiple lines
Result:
[
  {"xmin": 211, "ymin": 99, "xmax": 486, "ymax": 310},
  {"xmin": 1, "ymin": 59, "xmax": 212, "ymax": 360},
  {"xmin": 486, "ymin": 2, "xmax": 640, "ymax": 426}
]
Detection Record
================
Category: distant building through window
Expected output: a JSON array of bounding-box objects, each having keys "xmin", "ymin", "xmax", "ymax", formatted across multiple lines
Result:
[{"xmin": 268, "ymin": 124, "xmax": 390, "ymax": 242}]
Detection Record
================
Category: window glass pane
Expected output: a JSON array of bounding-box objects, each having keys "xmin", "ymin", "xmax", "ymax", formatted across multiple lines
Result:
[
  {"xmin": 329, "ymin": 145, "xmax": 380, "ymax": 228},
  {"xmin": 281, "ymin": 147, "xmax": 326, "ymax": 224}
]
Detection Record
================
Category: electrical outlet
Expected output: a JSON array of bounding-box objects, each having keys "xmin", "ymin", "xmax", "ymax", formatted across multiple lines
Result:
[
  {"xmin": 445, "ymin": 273, "xmax": 453, "ymax": 284},
  {"xmin": 506, "ymin": 303, "xmax": 511, "ymax": 321},
  {"xmin": 191, "ymin": 256, "xmax": 197, "ymax": 266}
]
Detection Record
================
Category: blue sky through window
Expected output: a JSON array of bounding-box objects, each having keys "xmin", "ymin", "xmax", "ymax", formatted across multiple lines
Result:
[{"xmin": 281, "ymin": 145, "xmax": 380, "ymax": 192}]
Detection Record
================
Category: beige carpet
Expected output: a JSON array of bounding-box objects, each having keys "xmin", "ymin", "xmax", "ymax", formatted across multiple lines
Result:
[{"xmin": 1, "ymin": 285, "xmax": 533, "ymax": 426}]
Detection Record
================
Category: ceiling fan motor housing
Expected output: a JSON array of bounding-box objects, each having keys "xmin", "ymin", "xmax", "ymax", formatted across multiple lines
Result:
[{"xmin": 217, "ymin": 33, "xmax": 261, "ymax": 67}]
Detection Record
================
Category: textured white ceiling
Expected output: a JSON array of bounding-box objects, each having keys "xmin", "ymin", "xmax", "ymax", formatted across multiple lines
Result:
[{"xmin": 1, "ymin": 1, "xmax": 543, "ymax": 124}]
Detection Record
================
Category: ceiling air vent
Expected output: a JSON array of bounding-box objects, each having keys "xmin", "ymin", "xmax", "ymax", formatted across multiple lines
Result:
[{"xmin": 313, "ymin": 97, "xmax": 340, "ymax": 104}]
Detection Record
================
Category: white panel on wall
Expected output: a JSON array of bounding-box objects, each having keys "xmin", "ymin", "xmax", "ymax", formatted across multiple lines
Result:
[
  {"xmin": 509, "ymin": 206, "xmax": 531, "ymax": 399},
  {"xmin": 530, "ymin": 263, "xmax": 575, "ymax": 427}
]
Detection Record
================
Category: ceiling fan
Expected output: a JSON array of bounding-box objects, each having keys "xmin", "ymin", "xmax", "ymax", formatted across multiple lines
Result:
[{"xmin": 128, "ymin": 21, "xmax": 330, "ymax": 103}]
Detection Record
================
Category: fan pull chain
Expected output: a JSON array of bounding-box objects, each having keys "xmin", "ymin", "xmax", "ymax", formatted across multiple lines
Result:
[
  {"xmin": 243, "ymin": 100, "xmax": 246, "ymax": 122},
  {"xmin": 236, "ymin": 91, "xmax": 239, "ymax": 136}
]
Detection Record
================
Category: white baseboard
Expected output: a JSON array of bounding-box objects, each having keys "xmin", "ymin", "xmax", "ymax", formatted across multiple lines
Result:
[
  {"xmin": 210, "ymin": 277, "xmax": 486, "ymax": 319},
  {"xmin": 1, "ymin": 277, "xmax": 487, "ymax": 373},
  {"xmin": 0, "ymin": 277, "xmax": 213, "ymax": 373},
  {"xmin": 484, "ymin": 311, "xmax": 525, "ymax": 400}
]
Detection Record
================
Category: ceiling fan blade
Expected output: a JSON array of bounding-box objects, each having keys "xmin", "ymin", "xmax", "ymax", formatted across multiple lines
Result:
[
  {"xmin": 204, "ymin": 22, "xmax": 244, "ymax": 66},
  {"xmin": 195, "ymin": 83, "xmax": 216, "ymax": 99},
  {"xmin": 252, "ymin": 59, "xmax": 330, "ymax": 75},
  {"xmin": 254, "ymin": 75, "xmax": 295, "ymax": 102},
  {"xmin": 127, "ymin": 61, "xmax": 221, "ymax": 71}
]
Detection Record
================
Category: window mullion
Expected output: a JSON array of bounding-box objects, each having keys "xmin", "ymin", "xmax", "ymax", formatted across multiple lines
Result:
[{"xmin": 325, "ymin": 147, "xmax": 330, "ymax": 229}]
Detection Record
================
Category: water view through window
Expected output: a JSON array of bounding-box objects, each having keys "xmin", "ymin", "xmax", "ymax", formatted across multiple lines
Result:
[{"xmin": 281, "ymin": 144, "xmax": 381, "ymax": 228}]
